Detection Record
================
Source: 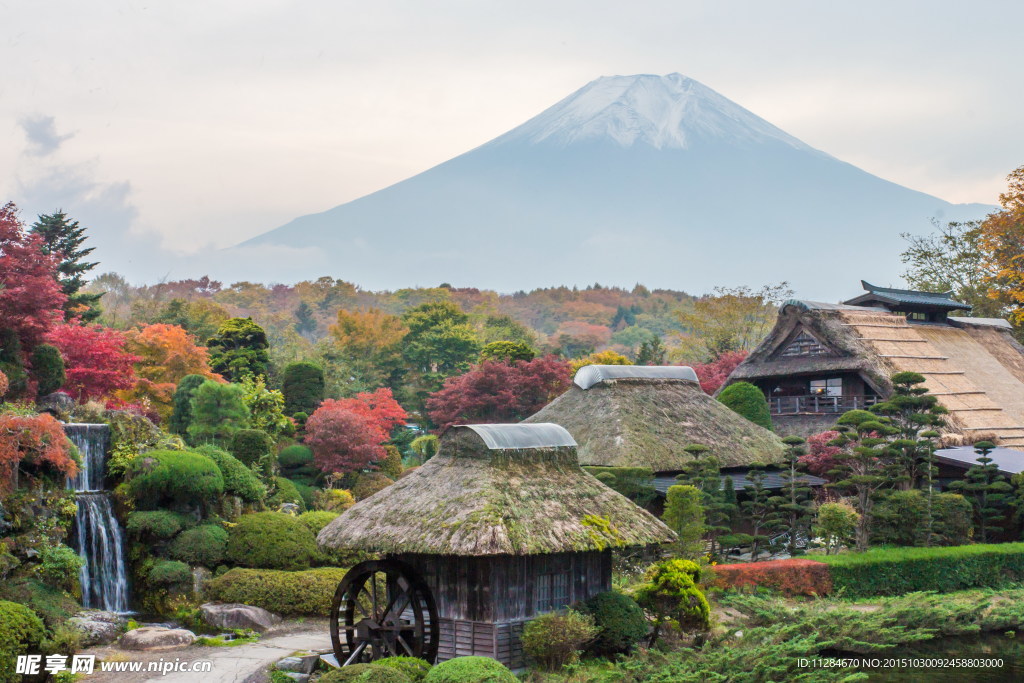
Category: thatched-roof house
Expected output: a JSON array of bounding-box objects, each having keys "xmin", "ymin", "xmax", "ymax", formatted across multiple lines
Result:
[
  {"xmin": 318, "ymin": 423, "xmax": 674, "ymax": 669},
  {"xmin": 522, "ymin": 365, "xmax": 788, "ymax": 472},
  {"xmin": 725, "ymin": 281, "xmax": 1024, "ymax": 447}
]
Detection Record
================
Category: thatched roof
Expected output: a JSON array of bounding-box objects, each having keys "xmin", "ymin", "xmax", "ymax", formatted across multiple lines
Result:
[
  {"xmin": 726, "ymin": 300, "xmax": 1024, "ymax": 448},
  {"xmin": 317, "ymin": 423, "xmax": 675, "ymax": 556},
  {"xmin": 522, "ymin": 366, "xmax": 787, "ymax": 471}
]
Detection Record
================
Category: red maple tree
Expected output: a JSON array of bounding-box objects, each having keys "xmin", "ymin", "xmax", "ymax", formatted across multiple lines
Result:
[
  {"xmin": 799, "ymin": 430, "xmax": 843, "ymax": 477},
  {"xmin": 0, "ymin": 202, "xmax": 66, "ymax": 348},
  {"xmin": 0, "ymin": 412, "xmax": 78, "ymax": 492},
  {"xmin": 306, "ymin": 405, "xmax": 388, "ymax": 476},
  {"xmin": 321, "ymin": 387, "xmax": 408, "ymax": 437},
  {"xmin": 45, "ymin": 324, "xmax": 140, "ymax": 401},
  {"xmin": 426, "ymin": 355, "xmax": 572, "ymax": 431},
  {"xmin": 690, "ymin": 350, "xmax": 749, "ymax": 395}
]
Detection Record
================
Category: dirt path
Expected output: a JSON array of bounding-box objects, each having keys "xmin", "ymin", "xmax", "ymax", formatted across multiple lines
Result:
[{"xmin": 83, "ymin": 620, "xmax": 331, "ymax": 683}]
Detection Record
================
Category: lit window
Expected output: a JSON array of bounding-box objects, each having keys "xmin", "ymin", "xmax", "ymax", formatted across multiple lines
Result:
[{"xmin": 809, "ymin": 378, "xmax": 842, "ymax": 397}]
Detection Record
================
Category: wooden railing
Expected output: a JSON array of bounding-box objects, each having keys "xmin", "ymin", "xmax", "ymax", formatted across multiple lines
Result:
[{"xmin": 769, "ymin": 395, "xmax": 879, "ymax": 415}]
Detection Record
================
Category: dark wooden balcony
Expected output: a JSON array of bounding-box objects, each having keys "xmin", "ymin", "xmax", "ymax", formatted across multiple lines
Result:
[{"xmin": 769, "ymin": 394, "xmax": 879, "ymax": 415}]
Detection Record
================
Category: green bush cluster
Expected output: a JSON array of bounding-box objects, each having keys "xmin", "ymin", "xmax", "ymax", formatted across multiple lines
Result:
[
  {"xmin": 422, "ymin": 657, "xmax": 517, "ymax": 683},
  {"xmin": 229, "ymin": 429, "xmax": 273, "ymax": 466},
  {"xmin": 278, "ymin": 444, "xmax": 314, "ymax": 469},
  {"xmin": 148, "ymin": 560, "xmax": 193, "ymax": 593},
  {"xmin": 351, "ymin": 472, "xmax": 394, "ymax": 501},
  {"xmin": 374, "ymin": 657, "xmax": 432, "ymax": 682},
  {"xmin": 632, "ymin": 559, "xmax": 710, "ymax": 642},
  {"xmin": 126, "ymin": 510, "xmax": 192, "ymax": 540},
  {"xmin": 30, "ymin": 343, "xmax": 65, "ymax": 396},
  {"xmin": 168, "ymin": 524, "xmax": 229, "ymax": 567},
  {"xmin": 0, "ymin": 600, "xmax": 45, "ymax": 683},
  {"xmin": 0, "ymin": 578, "xmax": 80, "ymax": 628},
  {"xmin": 281, "ymin": 362, "xmax": 325, "ymax": 415},
  {"xmin": 320, "ymin": 664, "xmax": 412, "ymax": 683},
  {"xmin": 267, "ymin": 477, "xmax": 306, "ymax": 511},
  {"xmin": 378, "ymin": 445, "xmax": 404, "ymax": 480},
  {"xmin": 126, "ymin": 449, "xmax": 225, "ymax": 509},
  {"xmin": 226, "ymin": 512, "xmax": 317, "ymax": 570},
  {"xmin": 298, "ymin": 510, "xmax": 339, "ymax": 536},
  {"xmin": 578, "ymin": 590, "xmax": 649, "ymax": 656},
  {"xmin": 871, "ymin": 490, "xmax": 972, "ymax": 547},
  {"xmin": 816, "ymin": 543, "xmax": 1024, "ymax": 597},
  {"xmin": 522, "ymin": 610, "xmax": 597, "ymax": 670},
  {"xmin": 717, "ymin": 381, "xmax": 773, "ymax": 430},
  {"xmin": 193, "ymin": 445, "xmax": 267, "ymax": 503},
  {"xmin": 169, "ymin": 374, "xmax": 208, "ymax": 436},
  {"xmin": 204, "ymin": 567, "xmax": 348, "ymax": 616},
  {"xmin": 35, "ymin": 544, "xmax": 84, "ymax": 593}
]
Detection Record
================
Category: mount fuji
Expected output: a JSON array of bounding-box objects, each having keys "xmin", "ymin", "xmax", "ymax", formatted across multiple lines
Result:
[{"xmin": 240, "ymin": 74, "xmax": 991, "ymax": 297}]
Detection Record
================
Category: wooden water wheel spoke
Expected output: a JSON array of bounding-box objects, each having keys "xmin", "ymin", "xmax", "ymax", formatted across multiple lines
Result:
[{"xmin": 330, "ymin": 559, "xmax": 439, "ymax": 667}]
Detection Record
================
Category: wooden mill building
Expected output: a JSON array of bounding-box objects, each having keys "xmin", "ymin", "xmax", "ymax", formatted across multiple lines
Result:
[
  {"xmin": 316, "ymin": 423, "xmax": 674, "ymax": 669},
  {"xmin": 724, "ymin": 281, "xmax": 1024, "ymax": 448}
]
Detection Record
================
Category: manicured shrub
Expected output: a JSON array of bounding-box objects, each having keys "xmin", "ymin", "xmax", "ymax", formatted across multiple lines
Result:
[
  {"xmin": 422, "ymin": 656, "xmax": 517, "ymax": 683},
  {"xmin": 169, "ymin": 373, "xmax": 208, "ymax": 436},
  {"xmin": 193, "ymin": 444, "xmax": 267, "ymax": 503},
  {"xmin": 206, "ymin": 317, "xmax": 269, "ymax": 381},
  {"xmin": 872, "ymin": 490, "xmax": 972, "ymax": 547},
  {"xmin": 169, "ymin": 524, "xmax": 229, "ymax": 567},
  {"xmin": 815, "ymin": 543, "xmax": 1024, "ymax": 597},
  {"xmin": 278, "ymin": 444, "xmax": 314, "ymax": 469},
  {"xmin": 0, "ymin": 578, "xmax": 79, "ymax": 628},
  {"xmin": 148, "ymin": 560, "xmax": 193, "ymax": 593},
  {"xmin": 314, "ymin": 488, "xmax": 356, "ymax": 512},
  {"xmin": 632, "ymin": 559, "xmax": 711, "ymax": 644},
  {"xmin": 294, "ymin": 481, "xmax": 316, "ymax": 509},
  {"xmin": 267, "ymin": 477, "xmax": 306, "ymax": 511},
  {"xmin": 282, "ymin": 362, "xmax": 325, "ymax": 415},
  {"xmin": 230, "ymin": 429, "xmax": 273, "ymax": 466},
  {"xmin": 711, "ymin": 559, "xmax": 832, "ymax": 596},
  {"xmin": 0, "ymin": 600, "xmax": 45, "ymax": 683},
  {"xmin": 374, "ymin": 657, "xmax": 432, "ymax": 682},
  {"xmin": 204, "ymin": 567, "xmax": 348, "ymax": 616},
  {"xmin": 30, "ymin": 343, "xmax": 65, "ymax": 396},
  {"xmin": 319, "ymin": 663, "xmax": 412, "ymax": 683},
  {"xmin": 126, "ymin": 510, "xmax": 190, "ymax": 540},
  {"xmin": 522, "ymin": 610, "xmax": 597, "ymax": 670},
  {"xmin": 298, "ymin": 510, "xmax": 339, "ymax": 535},
  {"xmin": 351, "ymin": 472, "xmax": 395, "ymax": 501},
  {"xmin": 814, "ymin": 501, "xmax": 859, "ymax": 555},
  {"xmin": 378, "ymin": 445, "xmax": 404, "ymax": 480},
  {"xmin": 36, "ymin": 544, "xmax": 84, "ymax": 593},
  {"xmin": 226, "ymin": 512, "xmax": 317, "ymax": 570},
  {"xmin": 188, "ymin": 380, "xmax": 250, "ymax": 445},
  {"xmin": 717, "ymin": 381, "xmax": 773, "ymax": 430},
  {"xmin": 125, "ymin": 449, "xmax": 225, "ymax": 509},
  {"xmin": 579, "ymin": 591, "xmax": 648, "ymax": 656}
]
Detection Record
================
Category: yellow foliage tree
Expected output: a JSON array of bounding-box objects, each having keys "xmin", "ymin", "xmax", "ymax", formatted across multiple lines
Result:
[
  {"xmin": 980, "ymin": 165, "xmax": 1024, "ymax": 326},
  {"xmin": 570, "ymin": 350, "xmax": 632, "ymax": 374},
  {"xmin": 672, "ymin": 283, "xmax": 791, "ymax": 363}
]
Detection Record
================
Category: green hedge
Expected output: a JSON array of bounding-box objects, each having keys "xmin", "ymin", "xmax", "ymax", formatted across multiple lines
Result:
[
  {"xmin": 126, "ymin": 449, "xmax": 224, "ymax": 508},
  {"xmin": 0, "ymin": 600, "xmax": 45, "ymax": 683},
  {"xmin": 193, "ymin": 445, "xmax": 267, "ymax": 503},
  {"xmin": 226, "ymin": 512, "xmax": 317, "ymax": 570},
  {"xmin": 816, "ymin": 543, "xmax": 1024, "ymax": 596},
  {"xmin": 204, "ymin": 567, "xmax": 348, "ymax": 616}
]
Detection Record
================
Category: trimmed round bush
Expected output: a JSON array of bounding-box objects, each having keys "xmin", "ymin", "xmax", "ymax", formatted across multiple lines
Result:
[
  {"xmin": 169, "ymin": 524, "xmax": 229, "ymax": 567},
  {"xmin": 298, "ymin": 510, "xmax": 339, "ymax": 535},
  {"xmin": 282, "ymin": 362, "xmax": 325, "ymax": 415},
  {"xmin": 278, "ymin": 444, "xmax": 314, "ymax": 469},
  {"xmin": 717, "ymin": 381, "xmax": 773, "ymax": 430},
  {"xmin": 204, "ymin": 567, "xmax": 347, "ymax": 616},
  {"xmin": 268, "ymin": 477, "xmax": 306, "ymax": 511},
  {"xmin": 126, "ymin": 449, "xmax": 224, "ymax": 509},
  {"xmin": 0, "ymin": 600, "xmax": 45, "ymax": 683},
  {"xmin": 521, "ymin": 610, "xmax": 597, "ymax": 671},
  {"xmin": 422, "ymin": 657, "xmax": 517, "ymax": 683},
  {"xmin": 320, "ymin": 663, "xmax": 411, "ymax": 683},
  {"xmin": 193, "ymin": 444, "xmax": 267, "ymax": 503},
  {"xmin": 226, "ymin": 512, "xmax": 317, "ymax": 570},
  {"xmin": 148, "ymin": 560, "xmax": 192, "ymax": 592},
  {"xmin": 374, "ymin": 657, "xmax": 432, "ymax": 682},
  {"xmin": 579, "ymin": 590, "xmax": 649, "ymax": 656},
  {"xmin": 315, "ymin": 488, "xmax": 356, "ymax": 512},
  {"xmin": 229, "ymin": 429, "xmax": 273, "ymax": 466},
  {"xmin": 351, "ymin": 472, "xmax": 395, "ymax": 501},
  {"xmin": 36, "ymin": 544, "xmax": 84, "ymax": 593},
  {"xmin": 126, "ymin": 510, "xmax": 191, "ymax": 539}
]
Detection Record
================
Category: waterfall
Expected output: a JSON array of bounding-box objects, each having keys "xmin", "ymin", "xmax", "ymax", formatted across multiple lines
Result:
[{"xmin": 65, "ymin": 424, "xmax": 131, "ymax": 613}]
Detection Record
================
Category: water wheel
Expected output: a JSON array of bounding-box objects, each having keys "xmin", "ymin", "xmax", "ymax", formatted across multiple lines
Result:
[{"xmin": 330, "ymin": 559, "xmax": 439, "ymax": 666}]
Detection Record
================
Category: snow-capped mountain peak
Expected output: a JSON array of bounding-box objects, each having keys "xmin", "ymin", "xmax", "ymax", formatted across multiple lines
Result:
[{"xmin": 489, "ymin": 73, "xmax": 812, "ymax": 151}]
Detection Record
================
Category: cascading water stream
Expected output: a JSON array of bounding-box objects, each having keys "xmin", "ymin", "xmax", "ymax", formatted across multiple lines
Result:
[{"xmin": 64, "ymin": 424, "xmax": 130, "ymax": 613}]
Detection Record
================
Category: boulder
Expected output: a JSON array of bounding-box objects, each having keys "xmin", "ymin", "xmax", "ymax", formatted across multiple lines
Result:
[
  {"xmin": 37, "ymin": 392, "xmax": 75, "ymax": 420},
  {"xmin": 119, "ymin": 626, "xmax": 195, "ymax": 651},
  {"xmin": 199, "ymin": 603, "xmax": 282, "ymax": 633},
  {"xmin": 192, "ymin": 566, "xmax": 213, "ymax": 596},
  {"xmin": 68, "ymin": 611, "xmax": 126, "ymax": 647},
  {"xmin": 276, "ymin": 654, "xmax": 319, "ymax": 674}
]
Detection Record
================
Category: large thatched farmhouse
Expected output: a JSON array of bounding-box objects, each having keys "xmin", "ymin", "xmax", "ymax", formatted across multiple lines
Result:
[
  {"xmin": 725, "ymin": 281, "xmax": 1024, "ymax": 448},
  {"xmin": 523, "ymin": 365, "xmax": 788, "ymax": 473}
]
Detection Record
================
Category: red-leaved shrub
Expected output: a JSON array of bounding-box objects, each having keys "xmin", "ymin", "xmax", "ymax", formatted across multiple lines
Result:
[{"xmin": 711, "ymin": 559, "xmax": 832, "ymax": 596}]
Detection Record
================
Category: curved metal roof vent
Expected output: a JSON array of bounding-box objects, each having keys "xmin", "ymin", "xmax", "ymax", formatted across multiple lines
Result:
[
  {"xmin": 452, "ymin": 423, "xmax": 577, "ymax": 450},
  {"xmin": 573, "ymin": 365, "xmax": 700, "ymax": 390}
]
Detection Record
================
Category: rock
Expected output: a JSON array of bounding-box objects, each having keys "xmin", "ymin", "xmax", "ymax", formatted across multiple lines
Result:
[
  {"xmin": 37, "ymin": 392, "xmax": 75, "ymax": 420},
  {"xmin": 199, "ymin": 603, "xmax": 282, "ymax": 633},
  {"xmin": 276, "ymin": 654, "xmax": 319, "ymax": 674},
  {"xmin": 68, "ymin": 610, "xmax": 127, "ymax": 647},
  {"xmin": 279, "ymin": 502, "xmax": 301, "ymax": 515},
  {"xmin": 192, "ymin": 566, "xmax": 213, "ymax": 596},
  {"xmin": 119, "ymin": 626, "xmax": 195, "ymax": 651}
]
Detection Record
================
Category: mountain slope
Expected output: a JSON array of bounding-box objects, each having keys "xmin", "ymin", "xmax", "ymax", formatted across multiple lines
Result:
[{"xmin": 239, "ymin": 74, "xmax": 991, "ymax": 298}]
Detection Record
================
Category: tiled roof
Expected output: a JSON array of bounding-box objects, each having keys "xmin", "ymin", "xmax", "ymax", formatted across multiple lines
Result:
[
  {"xmin": 653, "ymin": 470, "xmax": 826, "ymax": 495},
  {"xmin": 843, "ymin": 281, "xmax": 972, "ymax": 311}
]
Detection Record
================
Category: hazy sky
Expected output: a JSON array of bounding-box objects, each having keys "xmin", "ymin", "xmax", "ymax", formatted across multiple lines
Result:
[{"xmin": 2, "ymin": 1, "xmax": 1022, "ymax": 287}]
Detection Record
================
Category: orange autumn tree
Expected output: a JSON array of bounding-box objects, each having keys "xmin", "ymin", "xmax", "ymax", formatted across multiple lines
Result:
[
  {"xmin": 980, "ymin": 165, "xmax": 1024, "ymax": 326},
  {"xmin": 329, "ymin": 308, "xmax": 408, "ymax": 386},
  {"xmin": 116, "ymin": 324, "xmax": 221, "ymax": 420},
  {"xmin": 0, "ymin": 412, "xmax": 78, "ymax": 492}
]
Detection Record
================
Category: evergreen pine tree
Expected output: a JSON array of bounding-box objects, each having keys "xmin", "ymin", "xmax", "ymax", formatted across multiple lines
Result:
[
  {"xmin": 949, "ymin": 441, "xmax": 1013, "ymax": 543},
  {"xmin": 777, "ymin": 436, "xmax": 815, "ymax": 555},
  {"xmin": 294, "ymin": 301, "xmax": 317, "ymax": 339},
  {"xmin": 740, "ymin": 463, "xmax": 779, "ymax": 561},
  {"xmin": 635, "ymin": 336, "xmax": 666, "ymax": 365},
  {"xmin": 675, "ymin": 443, "xmax": 737, "ymax": 557},
  {"xmin": 663, "ymin": 484, "xmax": 705, "ymax": 559},
  {"xmin": 30, "ymin": 210, "xmax": 102, "ymax": 322}
]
